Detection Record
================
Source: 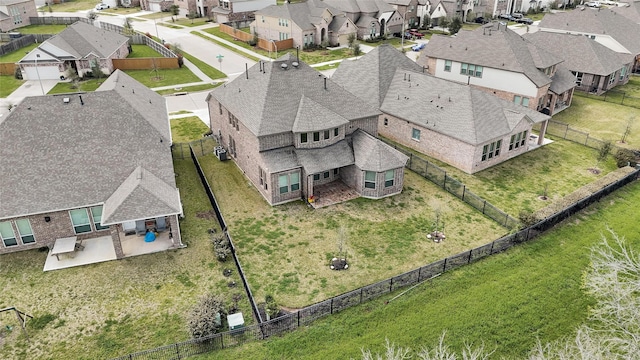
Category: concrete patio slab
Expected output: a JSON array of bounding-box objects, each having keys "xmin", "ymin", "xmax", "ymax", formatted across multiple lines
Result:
[{"xmin": 43, "ymin": 236, "xmax": 116, "ymax": 272}]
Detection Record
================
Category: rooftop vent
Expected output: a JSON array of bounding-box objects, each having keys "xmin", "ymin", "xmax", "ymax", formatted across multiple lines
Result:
[{"xmin": 63, "ymin": 97, "xmax": 70, "ymax": 104}]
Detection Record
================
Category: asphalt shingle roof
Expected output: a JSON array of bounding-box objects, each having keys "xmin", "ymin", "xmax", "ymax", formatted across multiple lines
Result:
[
  {"xmin": 422, "ymin": 23, "xmax": 561, "ymax": 87},
  {"xmin": 292, "ymin": 96, "xmax": 350, "ymax": 133},
  {"xmin": 611, "ymin": 1, "xmax": 640, "ymax": 24},
  {"xmin": 256, "ymin": 0, "xmax": 335, "ymax": 30},
  {"xmin": 296, "ymin": 141, "xmax": 355, "ymax": 174},
  {"xmin": 523, "ymin": 31, "xmax": 630, "ymax": 76},
  {"xmin": 380, "ymin": 69, "xmax": 550, "ymax": 145},
  {"xmin": 332, "ymin": 44, "xmax": 425, "ymax": 108},
  {"xmin": 42, "ymin": 21, "xmax": 129, "ymax": 59},
  {"xmin": 352, "ymin": 129, "xmax": 408, "ymax": 171},
  {"xmin": 210, "ymin": 53, "xmax": 381, "ymax": 137},
  {"xmin": 539, "ymin": 8, "xmax": 640, "ymax": 55},
  {"xmin": 0, "ymin": 71, "xmax": 179, "ymax": 220},
  {"xmin": 323, "ymin": 0, "xmax": 394, "ymax": 14}
]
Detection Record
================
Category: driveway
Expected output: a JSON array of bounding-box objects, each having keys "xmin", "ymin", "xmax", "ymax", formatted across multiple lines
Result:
[{"xmin": 0, "ymin": 80, "xmax": 59, "ymax": 121}]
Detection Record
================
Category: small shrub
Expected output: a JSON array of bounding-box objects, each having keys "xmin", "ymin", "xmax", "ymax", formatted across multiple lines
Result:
[
  {"xmin": 518, "ymin": 210, "xmax": 539, "ymax": 227},
  {"xmin": 265, "ymin": 294, "xmax": 279, "ymax": 320},
  {"xmin": 188, "ymin": 294, "xmax": 225, "ymax": 338},
  {"xmin": 30, "ymin": 313, "xmax": 56, "ymax": 330},
  {"xmin": 212, "ymin": 234, "xmax": 231, "ymax": 261},
  {"xmin": 613, "ymin": 149, "xmax": 638, "ymax": 168}
]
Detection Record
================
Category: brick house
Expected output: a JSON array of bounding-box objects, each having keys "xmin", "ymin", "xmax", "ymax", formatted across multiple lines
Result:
[
  {"xmin": 211, "ymin": 0, "xmax": 275, "ymax": 23},
  {"xmin": 538, "ymin": 8, "xmax": 640, "ymax": 75},
  {"xmin": 429, "ymin": 0, "xmax": 475, "ymax": 24},
  {"xmin": 417, "ymin": 22, "xmax": 576, "ymax": 117},
  {"xmin": 332, "ymin": 45, "xmax": 551, "ymax": 174},
  {"xmin": 17, "ymin": 21, "xmax": 130, "ymax": 81},
  {"xmin": 0, "ymin": 70, "xmax": 183, "ymax": 259},
  {"xmin": 322, "ymin": 0, "xmax": 401, "ymax": 39},
  {"xmin": 0, "ymin": 0, "xmax": 37, "ymax": 32},
  {"xmin": 252, "ymin": 0, "xmax": 358, "ymax": 48},
  {"xmin": 524, "ymin": 31, "xmax": 633, "ymax": 94},
  {"xmin": 206, "ymin": 54, "xmax": 409, "ymax": 206}
]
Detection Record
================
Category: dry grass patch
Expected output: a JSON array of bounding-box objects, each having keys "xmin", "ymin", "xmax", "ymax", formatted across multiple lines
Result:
[{"xmin": 199, "ymin": 155, "xmax": 505, "ymax": 308}]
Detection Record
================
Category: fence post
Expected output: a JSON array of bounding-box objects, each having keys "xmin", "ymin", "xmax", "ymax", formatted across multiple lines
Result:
[
  {"xmin": 504, "ymin": 213, "xmax": 509, "ymax": 227},
  {"xmin": 443, "ymin": 258, "xmax": 447, "ymax": 272},
  {"xmin": 489, "ymin": 241, "xmax": 495, "ymax": 254},
  {"xmin": 482, "ymin": 200, "xmax": 486, "ymax": 214},
  {"xmin": 468, "ymin": 249, "xmax": 472, "ymax": 264},
  {"xmin": 409, "ymin": 153, "xmax": 413, "ymax": 169},
  {"xmin": 621, "ymin": 92, "xmax": 626, "ymax": 105},
  {"xmin": 330, "ymin": 298, "xmax": 333, "ymax": 314},
  {"xmin": 360, "ymin": 288, "xmax": 363, "ymax": 304},
  {"xmin": 462, "ymin": 185, "xmax": 466, "ymax": 201},
  {"xmin": 442, "ymin": 172, "xmax": 446, "ymax": 188},
  {"xmin": 418, "ymin": 266, "xmax": 422, "ymax": 281},
  {"xmin": 585, "ymin": 134, "xmax": 589, "ymax": 146},
  {"xmin": 200, "ymin": 139, "xmax": 204, "ymax": 155},
  {"xmin": 175, "ymin": 343, "xmax": 180, "ymax": 359},
  {"xmin": 390, "ymin": 277, "xmax": 393, "ymax": 292},
  {"xmin": 564, "ymin": 124, "xmax": 568, "ymax": 139}
]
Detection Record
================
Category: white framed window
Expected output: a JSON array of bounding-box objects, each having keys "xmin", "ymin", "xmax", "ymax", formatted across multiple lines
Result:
[
  {"xmin": 91, "ymin": 206, "xmax": 109, "ymax": 231},
  {"xmin": 324, "ymin": 130, "xmax": 330, "ymax": 140},
  {"xmin": 334, "ymin": 128, "xmax": 339, "ymax": 137},
  {"xmin": 620, "ymin": 67, "xmax": 626, "ymax": 80},
  {"xmin": 385, "ymin": 170, "xmax": 394, "ymax": 187},
  {"xmin": 509, "ymin": 131, "xmax": 527, "ymax": 150},
  {"xmin": 0, "ymin": 221, "xmax": 17, "ymax": 247},
  {"xmin": 481, "ymin": 140, "xmax": 501, "ymax": 161},
  {"xmin": 461, "ymin": 63, "xmax": 482, "ymax": 77},
  {"xmin": 514, "ymin": 95, "xmax": 530, "ymax": 107},
  {"xmin": 279, "ymin": 172, "xmax": 300, "ymax": 194},
  {"xmin": 313, "ymin": 132, "xmax": 320, "ymax": 141},
  {"xmin": 364, "ymin": 171, "xmax": 376, "ymax": 189},
  {"xmin": 301, "ymin": 133, "xmax": 308, "ymax": 143},
  {"xmin": 16, "ymin": 219, "xmax": 35, "ymax": 244},
  {"xmin": 412, "ymin": 128, "xmax": 421, "ymax": 141},
  {"xmin": 323, "ymin": 171, "xmax": 329, "ymax": 178},
  {"xmin": 70, "ymin": 208, "xmax": 92, "ymax": 234},
  {"xmin": 313, "ymin": 173, "xmax": 320, "ymax": 181},
  {"xmin": 444, "ymin": 60, "xmax": 452, "ymax": 72},
  {"xmin": 608, "ymin": 72, "xmax": 616, "ymax": 85}
]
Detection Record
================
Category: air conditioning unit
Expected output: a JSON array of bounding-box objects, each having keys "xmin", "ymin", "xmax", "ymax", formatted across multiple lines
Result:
[{"xmin": 215, "ymin": 146, "xmax": 227, "ymax": 161}]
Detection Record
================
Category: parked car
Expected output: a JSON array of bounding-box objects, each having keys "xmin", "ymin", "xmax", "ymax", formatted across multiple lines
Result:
[
  {"xmin": 516, "ymin": 17, "xmax": 534, "ymax": 25},
  {"xmin": 95, "ymin": 3, "xmax": 109, "ymax": 10},
  {"xmin": 498, "ymin": 14, "xmax": 515, "ymax": 21},
  {"xmin": 511, "ymin": 13, "xmax": 524, "ymax": 19},
  {"xmin": 408, "ymin": 30, "xmax": 424, "ymax": 39},
  {"xmin": 411, "ymin": 43, "xmax": 426, "ymax": 52},
  {"xmin": 586, "ymin": 1, "xmax": 601, "ymax": 7},
  {"xmin": 475, "ymin": 16, "xmax": 488, "ymax": 24}
]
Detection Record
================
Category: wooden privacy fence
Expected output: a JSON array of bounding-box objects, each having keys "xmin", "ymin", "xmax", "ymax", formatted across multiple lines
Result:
[
  {"xmin": 219, "ymin": 23, "xmax": 294, "ymax": 52},
  {"xmin": 219, "ymin": 24, "xmax": 252, "ymax": 42},
  {"xmin": 0, "ymin": 63, "xmax": 15, "ymax": 76},
  {"xmin": 112, "ymin": 58, "xmax": 179, "ymax": 70}
]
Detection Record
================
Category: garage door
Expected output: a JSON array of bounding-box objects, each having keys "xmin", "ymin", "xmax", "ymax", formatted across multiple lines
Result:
[{"xmin": 23, "ymin": 65, "xmax": 60, "ymax": 80}]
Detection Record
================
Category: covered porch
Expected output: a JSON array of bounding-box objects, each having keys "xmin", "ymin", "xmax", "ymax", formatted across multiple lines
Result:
[{"xmin": 309, "ymin": 180, "xmax": 359, "ymax": 209}]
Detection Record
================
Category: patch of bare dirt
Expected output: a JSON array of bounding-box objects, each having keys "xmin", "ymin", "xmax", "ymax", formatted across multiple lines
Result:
[
  {"xmin": 587, "ymin": 168, "xmax": 601, "ymax": 175},
  {"xmin": 195, "ymin": 210, "xmax": 216, "ymax": 219}
]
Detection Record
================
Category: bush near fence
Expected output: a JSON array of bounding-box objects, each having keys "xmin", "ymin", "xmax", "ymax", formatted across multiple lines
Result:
[{"xmin": 111, "ymin": 147, "xmax": 639, "ymax": 360}]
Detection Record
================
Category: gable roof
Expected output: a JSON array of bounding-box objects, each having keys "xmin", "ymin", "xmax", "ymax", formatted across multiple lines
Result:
[
  {"xmin": 256, "ymin": 0, "xmax": 336, "ymax": 30},
  {"xmin": 523, "ymin": 31, "xmax": 631, "ymax": 76},
  {"xmin": 292, "ymin": 96, "xmax": 350, "ymax": 132},
  {"xmin": 380, "ymin": 69, "xmax": 550, "ymax": 145},
  {"xmin": 323, "ymin": 0, "xmax": 394, "ymax": 14},
  {"xmin": 332, "ymin": 44, "xmax": 425, "ymax": 108},
  {"xmin": 40, "ymin": 21, "xmax": 129, "ymax": 59},
  {"xmin": 0, "ymin": 71, "xmax": 178, "ymax": 220},
  {"xmin": 102, "ymin": 166, "xmax": 181, "ymax": 224},
  {"xmin": 422, "ymin": 23, "xmax": 561, "ymax": 87},
  {"xmin": 538, "ymin": 8, "xmax": 640, "ymax": 55},
  {"xmin": 210, "ymin": 53, "xmax": 381, "ymax": 137}
]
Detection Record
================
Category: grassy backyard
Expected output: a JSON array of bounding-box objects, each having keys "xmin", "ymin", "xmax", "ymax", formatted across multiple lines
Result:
[
  {"xmin": 123, "ymin": 67, "xmax": 201, "ymax": 88},
  {"xmin": 200, "ymin": 153, "xmax": 506, "ymax": 308},
  {"xmin": 197, "ymin": 172, "xmax": 640, "ymax": 360},
  {"xmin": 127, "ymin": 44, "xmax": 163, "ymax": 58},
  {"xmin": 0, "ymin": 43, "xmax": 38, "ymax": 63},
  {"xmin": 0, "ymin": 120, "xmax": 252, "ymax": 360},
  {"xmin": 14, "ymin": 24, "xmax": 68, "ymax": 34},
  {"xmin": 385, "ymin": 135, "xmax": 618, "ymax": 217},
  {"xmin": 38, "ymin": 0, "xmax": 95, "ymax": 12}
]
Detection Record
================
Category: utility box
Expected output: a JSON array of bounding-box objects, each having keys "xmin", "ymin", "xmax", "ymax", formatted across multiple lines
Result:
[{"xmin": 227, "ymin": 312, "xmax": 245, "ymax": 331}]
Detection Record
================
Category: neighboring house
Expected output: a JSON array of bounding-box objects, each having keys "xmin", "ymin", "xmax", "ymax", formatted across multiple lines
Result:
[
  {"xmin": 206, "ymin": 54, "xmax": 409, "ymax": 206},
  {"xmin": 538, "ymin": 8, "xmax": 640, "ymax": 74},
  {"xmin": 384, "ymin": 0, "xmax": 426, "ymax": 28},
  {"xmin": 430, "ymin": 0, "xmax": 474, "ymax": 23},
  {"xmin": 211, "ymin": 0, "xmax": 275, "ymax": 23},
  {"xmin": 140, "ymin": 0, "xmax": 174, "ymax": 13},
  {"xmin": 524, "ymin": 31, "xmax": 633, "ymax": 94},
  {"xmin": 323, "ymin": 0, "xmax": 400, "ymax": 38},
  {"xmin": 332, "ymin": 45, "xmax": 552, "ymax": 174},
  {"xmin": 251, "ymin": 0, "xmax": 357, "ymax": 48},
  {"xmin": 17, "ymin": 21, "xmax": 130, "ymax": 81},
  {"xmin": 611, "ymin": 0, "xmax": 640, "ymax": 24},
  {"xmin": 0, "ymin": 0, "xmax": 37, "ymax": 32},
  {"xmin": 0, "ymin": 70, "xmax": 183, "ymax": 259},
  {"xmin": 417, "ymin": 22, "xmax": 576, "ymax": 117}
]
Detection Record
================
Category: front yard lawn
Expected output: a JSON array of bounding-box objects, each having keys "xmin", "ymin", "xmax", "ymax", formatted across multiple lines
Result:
[
  {"xmin": 0, "ymin": 75, "xmax": 23, "ymax": 97},
  {"xmin": 553, "ymin": 94, "xmax": 640, "ymax": 149},
  {"xmin": 123, "ymin": 67, "xmax": 201, "ymax": 88},
  {"xmin": 47, "ymin": 79, "xmax": 104, "ymax": 94},
  {"xmin": 200, "ymin": 153, "xmax": 505, "ymax": 308}
]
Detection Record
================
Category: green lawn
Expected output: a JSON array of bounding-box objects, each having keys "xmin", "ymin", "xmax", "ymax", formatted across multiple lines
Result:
[
  {"xmin": 196, "ymin": 177, "xmax": 640, "ymax": 360},
  {"xmin": 0, "ymin": 119, "xmax": 252, "ymax": 360},
  {"xmin": 15, "ymin": 24, "xmax": 68, "ymax": 34},
  {"xmin": 0, "ymin": 43, "xmax": 38, "ymax": 62},
  {"xmin": 127, "ymin": 44, "xmax": 163, "ymax": 58},
  {"xmin": 384, "ymin": 136, "xmax": 618, "ymax": 217},
  {"xmin": 47, "ymin": 79, "xmax": 103, "ymax": 94},
  {"xmin": 172, "ymin": 18, "xmax": 211, "ymax": 27},
  {"xmin": 200, "ymin": 154, "xmax": 505, "ymax": 308},
  {"xmin": 0, "ymin": 75, "xmax": 23, "ymax": 97},
  {"xmin": 137, "ymin": 11, "xmax": 171, "ymax": 20},
  {"xmin": 191, "ymin": 31, "xmax": 261, "ymax": 62},
  {"xmin": 101, "ymin": 6, "xmax": 142, "ymax": 15},
  {"xmin": 38, "ymin": 0, "xmax": 94, "ymax": 12},
  {"xmin": 170, "ymin": 116, "xmax": 211, "ymax": 142},
  {"xmin": 181, "ymin": 50, "xmax": 226, "ymax": 79},
  {"xmin": 123, "ymin": 67, "xmax": 201, "ymax": 88},
  {"xmin": 552, "ymin": 95, "xmax": 640, "ymax": 149}
]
